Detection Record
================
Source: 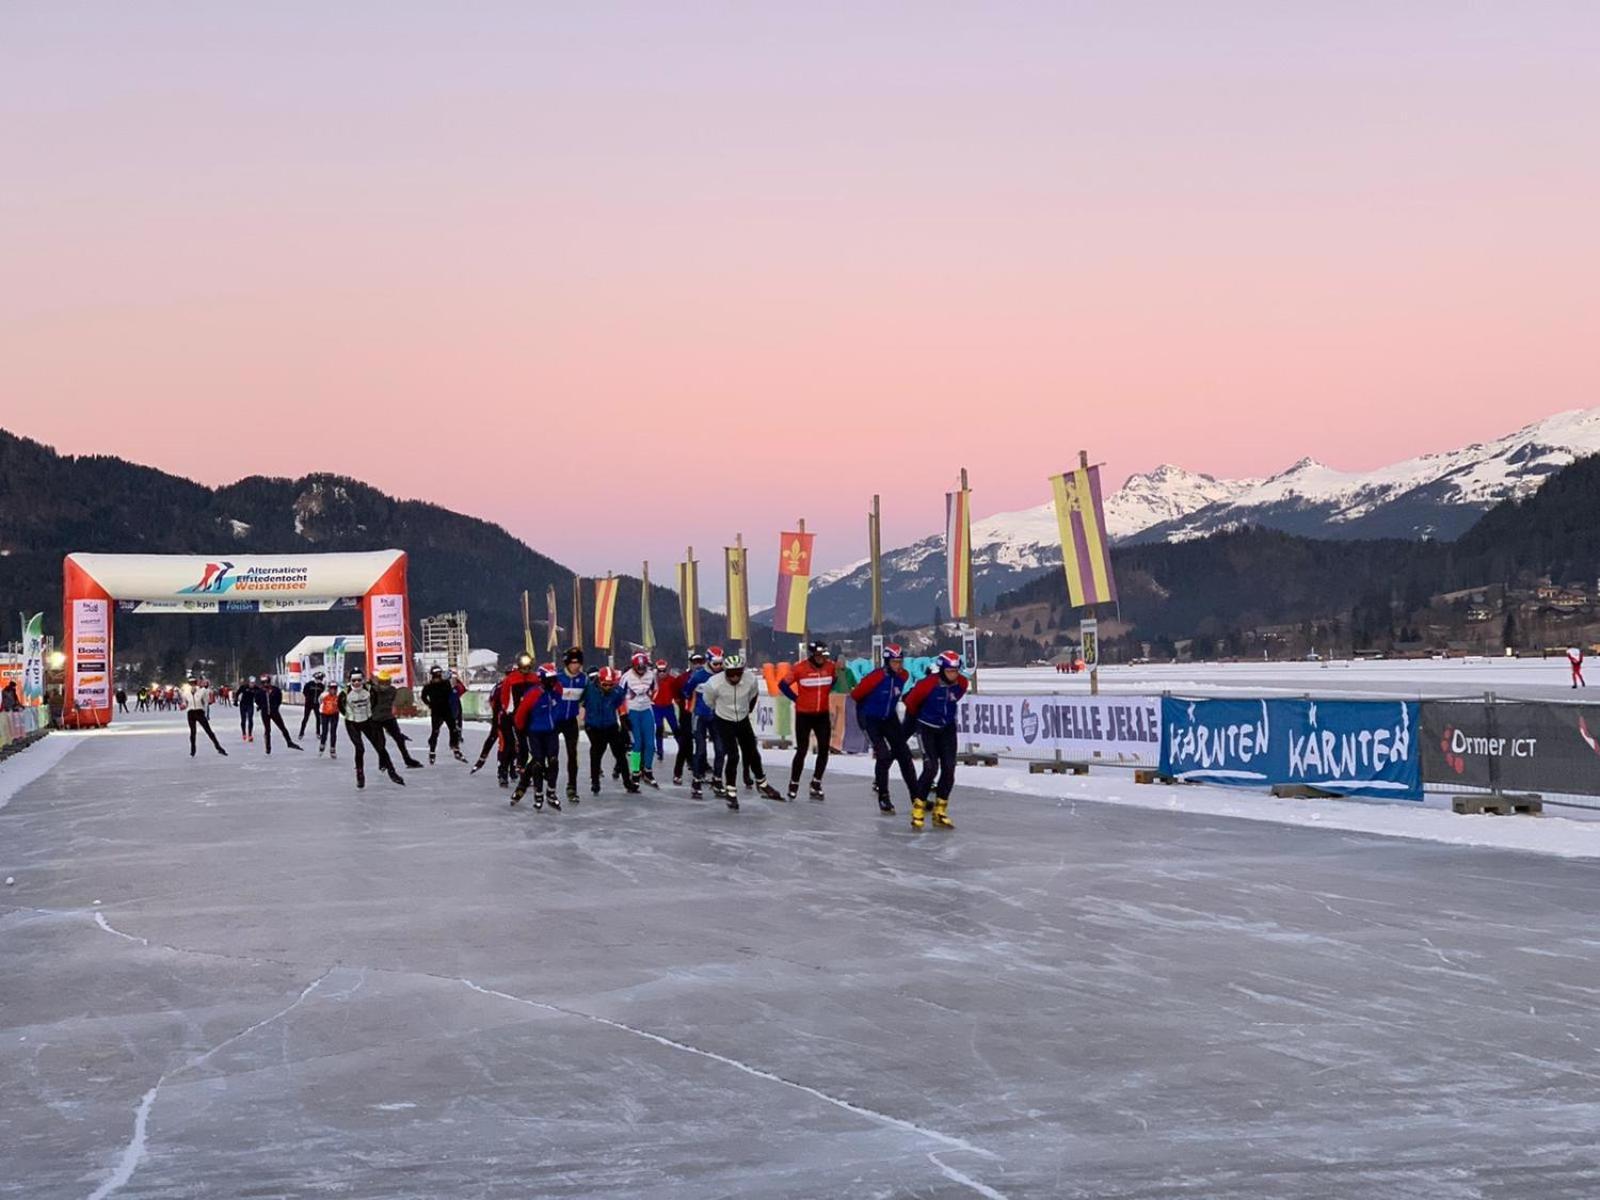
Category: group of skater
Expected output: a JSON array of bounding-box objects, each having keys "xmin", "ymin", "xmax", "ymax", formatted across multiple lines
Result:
[
  {"xmin": 172, "ymin": 643, "xmax": 974, "ymax": 831},
  {"xmin": 467, "ymin": 641, "xmax": 971, "ymax": 831}
]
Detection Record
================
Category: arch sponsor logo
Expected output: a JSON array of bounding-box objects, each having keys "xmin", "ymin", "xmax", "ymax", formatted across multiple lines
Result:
[{"xmin": 179, "ymin": 561, "xmax": 311, "ymax": 594}]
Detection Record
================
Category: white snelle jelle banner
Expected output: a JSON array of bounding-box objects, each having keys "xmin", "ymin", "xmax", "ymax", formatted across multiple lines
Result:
[
  {"xmin": 62, "ymin": 550, "xmax": 414, "ymax": 728},
  {"xmin": 953, "ymin": 693, "xmax": 1162, "ymax": 764}
]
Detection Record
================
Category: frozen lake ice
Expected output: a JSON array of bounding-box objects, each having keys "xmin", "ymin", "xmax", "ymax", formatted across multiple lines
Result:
[{"xmin": 4, "ymin": 711, "xmax": 1600, "ymax": 1198}]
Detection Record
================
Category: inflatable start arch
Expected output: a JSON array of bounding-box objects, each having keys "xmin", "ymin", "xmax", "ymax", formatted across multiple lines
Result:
[{"xmin": 62, "ymin": 550, "xmax": 413, "ymax": 728}]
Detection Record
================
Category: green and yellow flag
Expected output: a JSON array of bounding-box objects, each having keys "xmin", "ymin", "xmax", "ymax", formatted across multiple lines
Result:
[{"xmin": 677, "ymin": 556, "xmax": 701, "ymax": 648}]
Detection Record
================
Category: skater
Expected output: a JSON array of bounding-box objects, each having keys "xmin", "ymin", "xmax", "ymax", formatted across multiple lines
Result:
[
  {"xmin": 470, "ymin": 663, "xmax": 517, "ymax": 785},
  {"xmin": 699, "ymin": 655, "xmax": 782, "ymax": 809},
  {"xmin": 339, "ymin": 671, "xmax": 403, "ymax": 788},
  {"xmin": 181, "ymin": 676, "xmax": 227, "ymax": 757},
  {"xmin": 238, "ymin": 676, "xmax": 259, "ymax": 742},
  {"xmin": 779, "ymin": 641, "xmax": 836, "ymax": 801},
  {"xmin": 257, "ymin": 674, "xmax": 303, "ymax": 753},
  {"xmin": 651, "ymin": 659, "xmax": 689, "ymax": 784},
  {"xmin": 421, "ymin": 666, "xmax": 465, "ymax": 763},
  {"xmin": 903, "ymin": 651, "xmax": 970, "ymax": 831},
  {"xmin": 447, "ymin": 668, "xmax": 466, "ymax": 742},
  {"xmin": 316, "ymin": 682, "xmax": 341, "ymax": 757},
  {"xmin": 851, "ymin": 643, "xmax": 918, "ymax": 814},
  {"xmin": 621, "ymin": 653, "xmax": 660, "ymax": 787},
  {"xmin": 681, "ymin": 650, "xmax": 726, "ymax": 799},
  {"xmin": 371, "ymin": 673, "xmax": 424, "ymax": 768},
  {"xmin": 299, "ymin": 671, "xmax": 326, "ymax": 739},
  {"xmin": 1569, "ymin": 645, "xmax": 1587, "ymax": 688},
  {"xmin": 582, "ymin": 666, "xmax": 639, "ymax": 794},
  {"xmin": 553, "ymin": 649, "xmax": 589, "ymax": 803},
  {"xmin": 115, "ymin": 686, "xmax": 128, "ymax": 714},
  {"xmin": 511, "ymin": 664, "xmax": 564, "ymax": 809}
]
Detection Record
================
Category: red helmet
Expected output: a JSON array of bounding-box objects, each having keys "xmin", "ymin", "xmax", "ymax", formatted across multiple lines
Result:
[
  {"xmin": 883, "ymin": 643, "xmax": 904, "ymax": 661},
  {"xmin": 707, "ymin": 644, "xmax": 724, "ymax": 659},
  {"xmin": 936, "ymin": 651, "xmax": 963, "ymax": 672},
  {"xmin": 599, "ymin": 666, "xmax": 621, "ymax": 686},
  {"xmin": 537, "ymin": 662, "xmax": 558, "ymax": 680},
  {"xmin": 631, "ymin": 652, "xmax": 650, "ymax": 670},
  {"xmin": 654, "ymin": 658, "xmax": 669, "ymax": 670}
]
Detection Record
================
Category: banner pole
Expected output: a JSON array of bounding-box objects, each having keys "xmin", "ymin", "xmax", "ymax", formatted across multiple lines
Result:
[
  {"xmin": 1079, "ymin": 450, "xmax": 1100, "ymax": 697},
  {"xmin": 870, "ymin": 495, "xmax": 883, "ymax": 665},
  {"xmin": 796, "ymin": 518, "xmax": 807, "ymax": 661}
]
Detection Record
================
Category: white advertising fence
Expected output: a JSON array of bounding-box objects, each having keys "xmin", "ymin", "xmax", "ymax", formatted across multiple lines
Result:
[{"xmin": 953, "ymin": 693, "xmax": 1162, "ymax": 765}]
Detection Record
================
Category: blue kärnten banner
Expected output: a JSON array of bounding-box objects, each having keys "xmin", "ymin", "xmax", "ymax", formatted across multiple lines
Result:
[{"xmin": 1161, "ymin": 698, "xmax": 1421, "ymax": 800}]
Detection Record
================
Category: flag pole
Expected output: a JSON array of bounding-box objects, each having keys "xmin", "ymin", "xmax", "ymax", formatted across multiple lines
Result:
[
  {"xmin": 734, "ymin": 532, "xmax": 746, "ymax": 661},
  {"xmin": 960, "ymin": 467, "xmax": 977, "ymax": 693},
  {"xmin": 870, "ymin": 494, "xmax": 883, "ymax": 664},
  {"xmin": 796, "ymin": 518, "xmax": 807, "ymax": 661},
  {"xmin": 1080, "ymin": 449, "xmax": 1099, "ymax": 697}
]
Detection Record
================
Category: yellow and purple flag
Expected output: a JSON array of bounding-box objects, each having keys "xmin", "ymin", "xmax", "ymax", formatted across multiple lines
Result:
[
  {"xmin": 773, "ymin": 531, "xmax": 814, "ymax": 635},
  {"xmin": 945, "ymin": 487, "xmax": 973, "ymax": 622},
  {"xmin": 546, "ymin": 585, "xmax": 559, "ymax": 652},
  {"xmin": 1050, "ymin": 465, "xmax": 1118, "ymax": 608},
  {"xmin": 593, "ymin": 576, "xmax": 619, "ymax": 648},
  {"xmin": 677, "ymin": 558, "xmax": 700, "ymax": 648},
  {"xmin": 725, "ymin": 545, "xmax": 750, "ymax": 641}
]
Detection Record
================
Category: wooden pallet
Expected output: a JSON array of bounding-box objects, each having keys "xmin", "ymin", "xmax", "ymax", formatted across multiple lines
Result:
[
  {"xmin": 956, "ymin": 752, "xmax": 999, "ymax": 767},
  {"xmin": 1270, "ymin": 784, "xmax": 1340, "ymax": 799},
  {"xmin": 1029, "ymin": 759, "xmax": 1089, "ymax": 775},
  {"xmin": 759, "ymin": 739, "xmax": 792, "ymax": 751},
  {"xmin": 1134, "ymin": 768, "xmax": 1178, "ymax": 785},
  {"xmin": 1452, "ymin": 794, "xmax": 1543, "ymax": 816}
]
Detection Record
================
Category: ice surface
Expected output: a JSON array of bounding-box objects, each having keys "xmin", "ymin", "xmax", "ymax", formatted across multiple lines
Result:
[{"xmin": 4, "ymin": 713, "xmax": 1600, "ymax": 1198}]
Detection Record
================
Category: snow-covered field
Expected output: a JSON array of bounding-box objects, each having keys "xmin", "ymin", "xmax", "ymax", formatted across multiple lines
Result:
[
  {"xmin": 5, "ymin": 712, "xmax": 1600, "ymax": 1197},
  {"xmin": 977, "ymin": 656, "xmax": 1589, "ymax": 701}
]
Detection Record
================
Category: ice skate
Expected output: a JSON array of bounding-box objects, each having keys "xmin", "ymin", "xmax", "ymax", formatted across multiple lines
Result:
[
  {"xmin": 470, "ymin": 757, "xmax": 488, "ymax": 775},
  {"xmin": 547, "ymin": 794, "xmax": 562, "ymax": 811},
  {"xmin": 453, "ymin": 749, "xmax": 468, "ymax": 763},
  {"xmin": 809, "ymin": 780, "xmax": 825, "ymax": 802},
  {"xmin": 756, "ymin": 780, "xmax": 782, "ymax": 801},
  {"xmin": 691, "ymin": 780, "xmax": 703, "ymax": 799},
  {"xmin": 385, "ymin": 765, "xmax": 406, "ymax": 787},
  {"xmin": 533, "ymin": 788, "xmax": 545, "ymax": 810},
  {"xmin": 877, "ymin": 791, "xmax": 896, "ymax": 815},
  {"xmin": 566, "ymin": 785, "xmax": 579, "ymax": 805},
  {"xmin": 672, "ymin": 774, "xmax": 683, "ymax": 787},
  {"xmin": 641, "ymin": 770, "xmax": 660, "ymax": 789},
  {"xmin": 590, "ymin": 779, "xmax": 602, "ymax": 796},
  {"xmin": 510, "ymin": 784, "xmax": 526, "ymax": 806},
  {"xmin": 726, "ymin": 792, "xmax": 740, "ymax": 810},
  {"xmin": 429, "ymin": 750, "xmax": 436, "ymax": 765},
  {"xmin": 911, "ymin": 798, "xmax": 926, "ymax": 830},
  {"xmin": 356, "ymin": 767, "xmax": 366, "ymax": 789},
  {"xmin": 787, "ymin": 780, "xmax": 800, "ymax": 801},
  {"xmin": 932, "ymin": 799, "xmax": 954, "ymax": 830}
]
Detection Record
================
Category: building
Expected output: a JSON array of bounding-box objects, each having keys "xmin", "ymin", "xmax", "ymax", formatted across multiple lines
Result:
[{"xmin": 419, "ymin": 611, "xmax": 470, "ymax": 675}]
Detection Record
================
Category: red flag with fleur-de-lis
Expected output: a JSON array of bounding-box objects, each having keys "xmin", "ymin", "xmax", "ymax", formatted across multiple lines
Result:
[{"xmin": 772, "ymin": 531, "xmax": 815, "ymax": 635}]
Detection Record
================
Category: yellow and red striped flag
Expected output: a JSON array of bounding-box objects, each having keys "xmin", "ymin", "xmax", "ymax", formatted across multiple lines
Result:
[
  {"xmin": 1050, "ymin": 465, "xmax": 1118, "ymax": 608},
  {"xmin": 593, "ymin": 575, "xmax": 619, "ymax": 648},
  {"xmin": 772, "ymin": 531, "xmax": 814, "ymax": 635},
  {"xmin": 725, "ymin": 544, "xmax": 750, "ymax": 641},
  {"xmin": 945, "ymin": 486, "xmax": 973, "ymax": 622},
  {"xmin": 677, "ymin": 557, "xmax": 700, "ymax": 648}
]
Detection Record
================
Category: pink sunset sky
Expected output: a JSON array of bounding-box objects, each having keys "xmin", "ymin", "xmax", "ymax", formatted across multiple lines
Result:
[{"xmin": 5, "ymin": 2, "xmax": 1599, "ymax": 595}]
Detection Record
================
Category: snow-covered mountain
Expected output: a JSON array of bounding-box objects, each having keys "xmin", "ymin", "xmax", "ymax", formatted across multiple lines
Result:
[
  {"xmin": 1135, "ymin": 407, "xmax": 1600, "ymax": 544},
  {"xmin": 801, "ymin": 407, "xmax": 1600, "ymax": 630}
]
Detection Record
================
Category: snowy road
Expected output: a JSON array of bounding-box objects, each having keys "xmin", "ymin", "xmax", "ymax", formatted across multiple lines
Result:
[{"xmin": 5, "ymin": 713, "xmax": 1600, "ymax": 1198}]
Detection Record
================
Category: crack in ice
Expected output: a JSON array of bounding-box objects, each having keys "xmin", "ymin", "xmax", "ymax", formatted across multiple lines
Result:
[
  {"xmin": 92, "ymin": 913, "xmax": 148, "ymax": 945},
  {"xmin": 455, "ymin": 977, "xmax": 1002, "ymax": 1185},
  {"xmin": 80, "ymin": 970, "xmax": 331, "ymax": 1200},
  {"xmin": 929, "ymin": 1152, "xmax": 1012, "ymax": 1200}
]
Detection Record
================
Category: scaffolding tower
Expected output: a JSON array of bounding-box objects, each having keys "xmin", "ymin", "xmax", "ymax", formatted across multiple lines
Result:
[{"xmin": 419, "ymin": 610, "xmax": 470, "ymax": 676}]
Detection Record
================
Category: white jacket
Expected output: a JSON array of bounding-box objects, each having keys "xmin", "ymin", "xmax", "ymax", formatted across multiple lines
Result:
[
  {"xmin": 181, "ymin": 684, "xmax": 211, "ymax": 713},
  {"xmin": 698, "ymin": 672, "xmax": 762, "ymax": 722},
  {"xmin": 620, "ymin": 667, "xmax": 657, "ymax": 713}
]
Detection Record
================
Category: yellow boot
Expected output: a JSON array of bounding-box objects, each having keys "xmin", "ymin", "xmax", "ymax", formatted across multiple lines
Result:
[
  {"xmin": 910, "ymin": 798, "xmax": 926, "ymax": 831},
  {"xmin": 932, "ymin": 799, "xmax": 954, "ymax": 830}
]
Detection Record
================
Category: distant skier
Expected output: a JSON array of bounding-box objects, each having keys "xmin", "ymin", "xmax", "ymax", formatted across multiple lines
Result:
[
  {"xmin": 903, "ymin": 651, "xmax": 970, "ymax": 831},
  {"xmin": 1569, "ymin": 646, "xmax": 1587, "ymax": 688},
  {"xmin": 581, "ymin": 666, "xmax": 638, "ymax": 795},
  {"xmin": 257, "ymin": 674, "xmax": 303, "ymax": 753},
  {"xmin": 554, "ymin": 650, "xmax": 589, "ymax": 803},
  {"xmin": 115, "ymin": 687, "xmax": 128, "ymax": 714},
  {"xmin": 238, "ymin": 677, "xmax": 258, "ymax": 742},
  {"xmin": 299, "ymin": 671, "xmax": 326, "ymax": 740},
  {"xmin": 316, "ymin": 683, "xmax": 341, "ymax": 757},
  {"xmin": 699, "ymin": 655, "xmax": 782, "ymax": 809},
  {"xmin": 370, "ymin": 673, "xmax": 424, "ymax": 769},
  {"xmin": 510, "ymin": 664, "xmax": 564, "ymax": 809},
  {"xmin": 339, "ymin": 671, "xmax": 403, "ymax": 788},
  {"xmin": 421, "ymin": 666, "xmax": 466, "ymax": 764},
  {"xmin": 621, "ymin": 653, "xmax": 660, "ymax": 787},
  {"xmin": 181, "ymin": 677, "xmax": 227, "ymax": 757},
  {"xmin": 779, "ymin": 641, "xmax": 836, "ymax": 801},
  {"xmin": 851, "ymin": 643, "xmax": 918, "ymax": 814}
]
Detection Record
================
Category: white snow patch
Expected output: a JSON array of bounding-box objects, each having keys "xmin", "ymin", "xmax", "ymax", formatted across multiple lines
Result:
[{"xmin": 0, "ymin": 732, "xmax": 86, "ymax": 813}]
